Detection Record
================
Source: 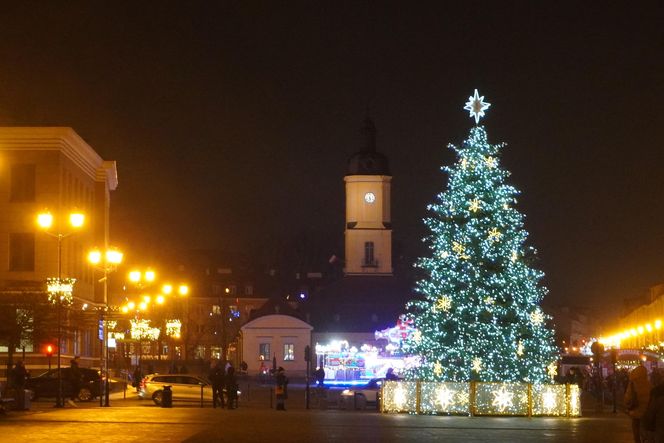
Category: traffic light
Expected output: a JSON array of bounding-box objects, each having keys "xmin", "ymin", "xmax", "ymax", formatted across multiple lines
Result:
[{"xmin": 45, "ymin": 344, "xmax": 54, "ymax": 371}]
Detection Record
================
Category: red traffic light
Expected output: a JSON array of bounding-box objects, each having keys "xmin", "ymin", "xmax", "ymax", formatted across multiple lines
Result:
[{"xmin": 46, "ymin": 344, "xmax": 54, "ymax": 356}]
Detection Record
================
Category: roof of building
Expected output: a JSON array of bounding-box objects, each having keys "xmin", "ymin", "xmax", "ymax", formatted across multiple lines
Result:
[
  {"xmin": 303, "ymin": 275, "xmax": 413, "ymax": 333},
  {"xmin": 346, "ymin": 117, "xmax": 390, "ymax": 176}
]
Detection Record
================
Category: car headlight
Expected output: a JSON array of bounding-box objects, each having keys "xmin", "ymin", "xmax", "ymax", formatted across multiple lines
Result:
[{"xmin": 341, "ymin": 389, "xmax": 353, "ymax": 396}]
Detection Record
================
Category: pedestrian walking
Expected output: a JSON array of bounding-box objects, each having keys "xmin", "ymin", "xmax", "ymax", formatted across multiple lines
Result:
[
  {"xmin": 209, "ymin": 361, "xmax": 225, "ymax": 408},
  {"xmin": 624, "ymin": 365, "xmax": 651, "ymax": 443},
  {"xmin": 226, "ymin": 366, "xmax": 238, "ymax": 409},
  {"xmin": 275, "ymin": 367, "xmax": 288, "ymax": 411},
  {"xmin": 68, "ymin": 356, "xmax": 82, "ymax": 407}
]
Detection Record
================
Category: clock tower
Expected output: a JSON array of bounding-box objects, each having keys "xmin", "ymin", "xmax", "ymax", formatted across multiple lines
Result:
[{"xmin": 344, "ymin": 118, "xmax": 393, "ymax": 276}]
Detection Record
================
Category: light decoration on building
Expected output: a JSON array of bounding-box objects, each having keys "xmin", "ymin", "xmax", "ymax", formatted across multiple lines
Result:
[
  {"xmin": 130, "ymin": 319, "xmax": 160, "ymax": 341},
  {"xmin": 46, "ymin": 278, "xmax": 76, "ymax": 305},
  {"xmin": 165, "ymin": 319, "xmax": 182, "ymax": 338}
]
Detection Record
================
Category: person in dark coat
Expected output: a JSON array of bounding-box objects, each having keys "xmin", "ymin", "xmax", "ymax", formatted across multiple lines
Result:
[
  {"xmin": 385, "ymin": 367, "xmax": 399, "ymax": 381},
  {"xmin": 209, "ymin": 361, "xmax": 225, "ymax": 408},
  {"xmin": 225, "ymin": 366, "xmax": 238, "ymax": 409},
  {"xmin": 275, "ymin": 367, "xmax": 288, "ymax": 411},
  {"xmin": 11, "ymin": 360, "xmax": 28, "ymax": 390},
  {"xmin": 132, "ymin": 365, "xmax": 143, "ymax": 392},
  {"xmin": 625, "ymin": 365, "xmax": 651, "ymax": 443},
  {"xmin": 314, "ymin": 366, "xmax": 325, "ymax": 387},
  {"xmin": 68, "ymin": 356, "xmax": 82, "ymax": 406},
  {"xmin": 643, "ymin": 382, "xmax": 664, "ymax": 443}
]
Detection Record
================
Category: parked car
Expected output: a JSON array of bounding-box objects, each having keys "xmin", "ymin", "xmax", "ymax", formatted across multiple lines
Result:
[
  {"xmin": 138, "ymin": 374, "xmax": 214, "ymax": 406},
  {"xmin": 340, "ymin": 378, "xmax": 385, "ymax": 408},
  {"xmin": 25, "ymin": 367, "xmax": 101, "ymax": 401}
]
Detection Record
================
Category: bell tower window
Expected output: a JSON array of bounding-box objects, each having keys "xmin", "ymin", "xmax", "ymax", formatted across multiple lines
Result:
[{"xmin": 363, "ymin": 241, "xmax": 376, "ymax": 267}]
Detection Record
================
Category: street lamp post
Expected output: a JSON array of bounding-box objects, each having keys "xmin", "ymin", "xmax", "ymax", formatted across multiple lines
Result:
[
  {"xmin": 161, "ymin": 283, "xmax": 189, "ymax": 363},
  {"xmin": 88, "ymin": 248, "xmax": 123, "ymax": 407},
  {"xmin": 37, "ymin": 210, "xmax": 85, "ymax": 408}
]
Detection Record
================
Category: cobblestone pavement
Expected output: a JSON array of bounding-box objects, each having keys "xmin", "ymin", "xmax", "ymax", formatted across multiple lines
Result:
[{"xmin": 0, "ymin": 390, "xmax": 635, "ymax": 443}]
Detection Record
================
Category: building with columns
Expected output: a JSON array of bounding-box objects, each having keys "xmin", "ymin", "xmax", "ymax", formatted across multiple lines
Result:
[{"xmin": 0, "ymin": 127, "xmax": 117, "ymax": 375}]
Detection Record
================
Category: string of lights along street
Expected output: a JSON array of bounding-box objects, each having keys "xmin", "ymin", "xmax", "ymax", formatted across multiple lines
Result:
[{"xmin": 404, "ymin": 90, "xmax": 558, "ymax": 383}]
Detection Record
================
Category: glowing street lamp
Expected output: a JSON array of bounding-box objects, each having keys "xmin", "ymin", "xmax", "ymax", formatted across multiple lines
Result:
[
  {"xmin": 37, "ymin": 209, "xmax": 85, "ymax": 408},
  {"xmin": 88, "ymin": 246, "xmax": 123, "ymax": 407}
]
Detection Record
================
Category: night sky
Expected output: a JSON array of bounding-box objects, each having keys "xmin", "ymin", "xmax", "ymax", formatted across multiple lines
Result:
[{"xmin": 0, "ymin": 2, "xmax": 662, "ymax": 321}]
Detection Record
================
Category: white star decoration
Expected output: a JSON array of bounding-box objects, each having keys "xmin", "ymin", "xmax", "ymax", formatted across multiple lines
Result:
[
  {"xmin": 471, "ymin": 357, "xmax": 482, "ymax": 373},
  {"xmin": 436, "ymin": 386, "xmax": 455, "ymax": 409},
  {"xmin": 542, "ymin": 388, "xmax": 557, "ymax": 410},
  {"xmin": 492, "ymin": 386, "xmax": 514, "ymax": 412},
  {"xmin": 464, "ymin": 89, "xmax": 491, "ymax": 124},
  {"xmin": 530, "ymin": 309, "xmax": 544, "ymax": 326}
]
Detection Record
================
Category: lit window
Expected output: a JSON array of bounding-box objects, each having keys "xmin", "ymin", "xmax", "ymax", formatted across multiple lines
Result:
[
  {"xmin": 284, "ymin": 344, "xmax": 295, "ymax": 361},
  {"xmin": 364, "ymin": 241, "xmax": 375, "ymax": 266},
  {"xmin": 259, "ymin": 343, "xmax": 271, "ymax": 361}
]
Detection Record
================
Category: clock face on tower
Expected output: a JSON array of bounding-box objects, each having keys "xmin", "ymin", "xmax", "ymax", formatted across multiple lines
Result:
[{"xmin": 364, "ymin": 192, "xmax": 376, "ymax": 203}]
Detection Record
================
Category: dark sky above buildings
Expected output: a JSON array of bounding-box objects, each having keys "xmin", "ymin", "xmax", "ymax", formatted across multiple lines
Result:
[{"xmin": 0, "ymin": 2, "xmax": 662, "ymax": 320}]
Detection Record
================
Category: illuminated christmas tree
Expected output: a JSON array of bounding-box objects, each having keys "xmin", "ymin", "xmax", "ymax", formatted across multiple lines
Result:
[{"xmin": 405, "ymin": 90, "xmax": 558, "ymax": 383}]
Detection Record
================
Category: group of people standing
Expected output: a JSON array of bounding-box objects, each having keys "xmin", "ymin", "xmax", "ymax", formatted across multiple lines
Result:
[
  {"xmin": 209, "ymin": 361, "xmax": 238, "ymax": 409},
  {"xmin": 624, "ymin": 365, "xmax": 664, "ymax": 442}
]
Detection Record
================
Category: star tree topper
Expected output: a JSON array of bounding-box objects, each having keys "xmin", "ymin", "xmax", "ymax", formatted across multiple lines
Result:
[{"xmin": 464, "ymin": 89, "xmax": 491, "ymax": 124}]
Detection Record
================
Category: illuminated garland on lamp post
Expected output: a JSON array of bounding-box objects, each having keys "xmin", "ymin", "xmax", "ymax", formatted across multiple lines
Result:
[
  {"xmin": 130, "ymin": 318, "xmax": 161, "ymax": 367},
  {"xmin": 88, "ymin": 247, "xmax": 123, "ymax": 407},
  {"xmin": 37, "ymin": 210, "xmax": 85, "ymax": 409}
]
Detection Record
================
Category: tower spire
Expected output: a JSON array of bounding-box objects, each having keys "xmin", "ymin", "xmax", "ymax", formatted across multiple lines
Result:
[{"xmin": 360, "ymin": 111, "xmax": 376, "ymax": 152}]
